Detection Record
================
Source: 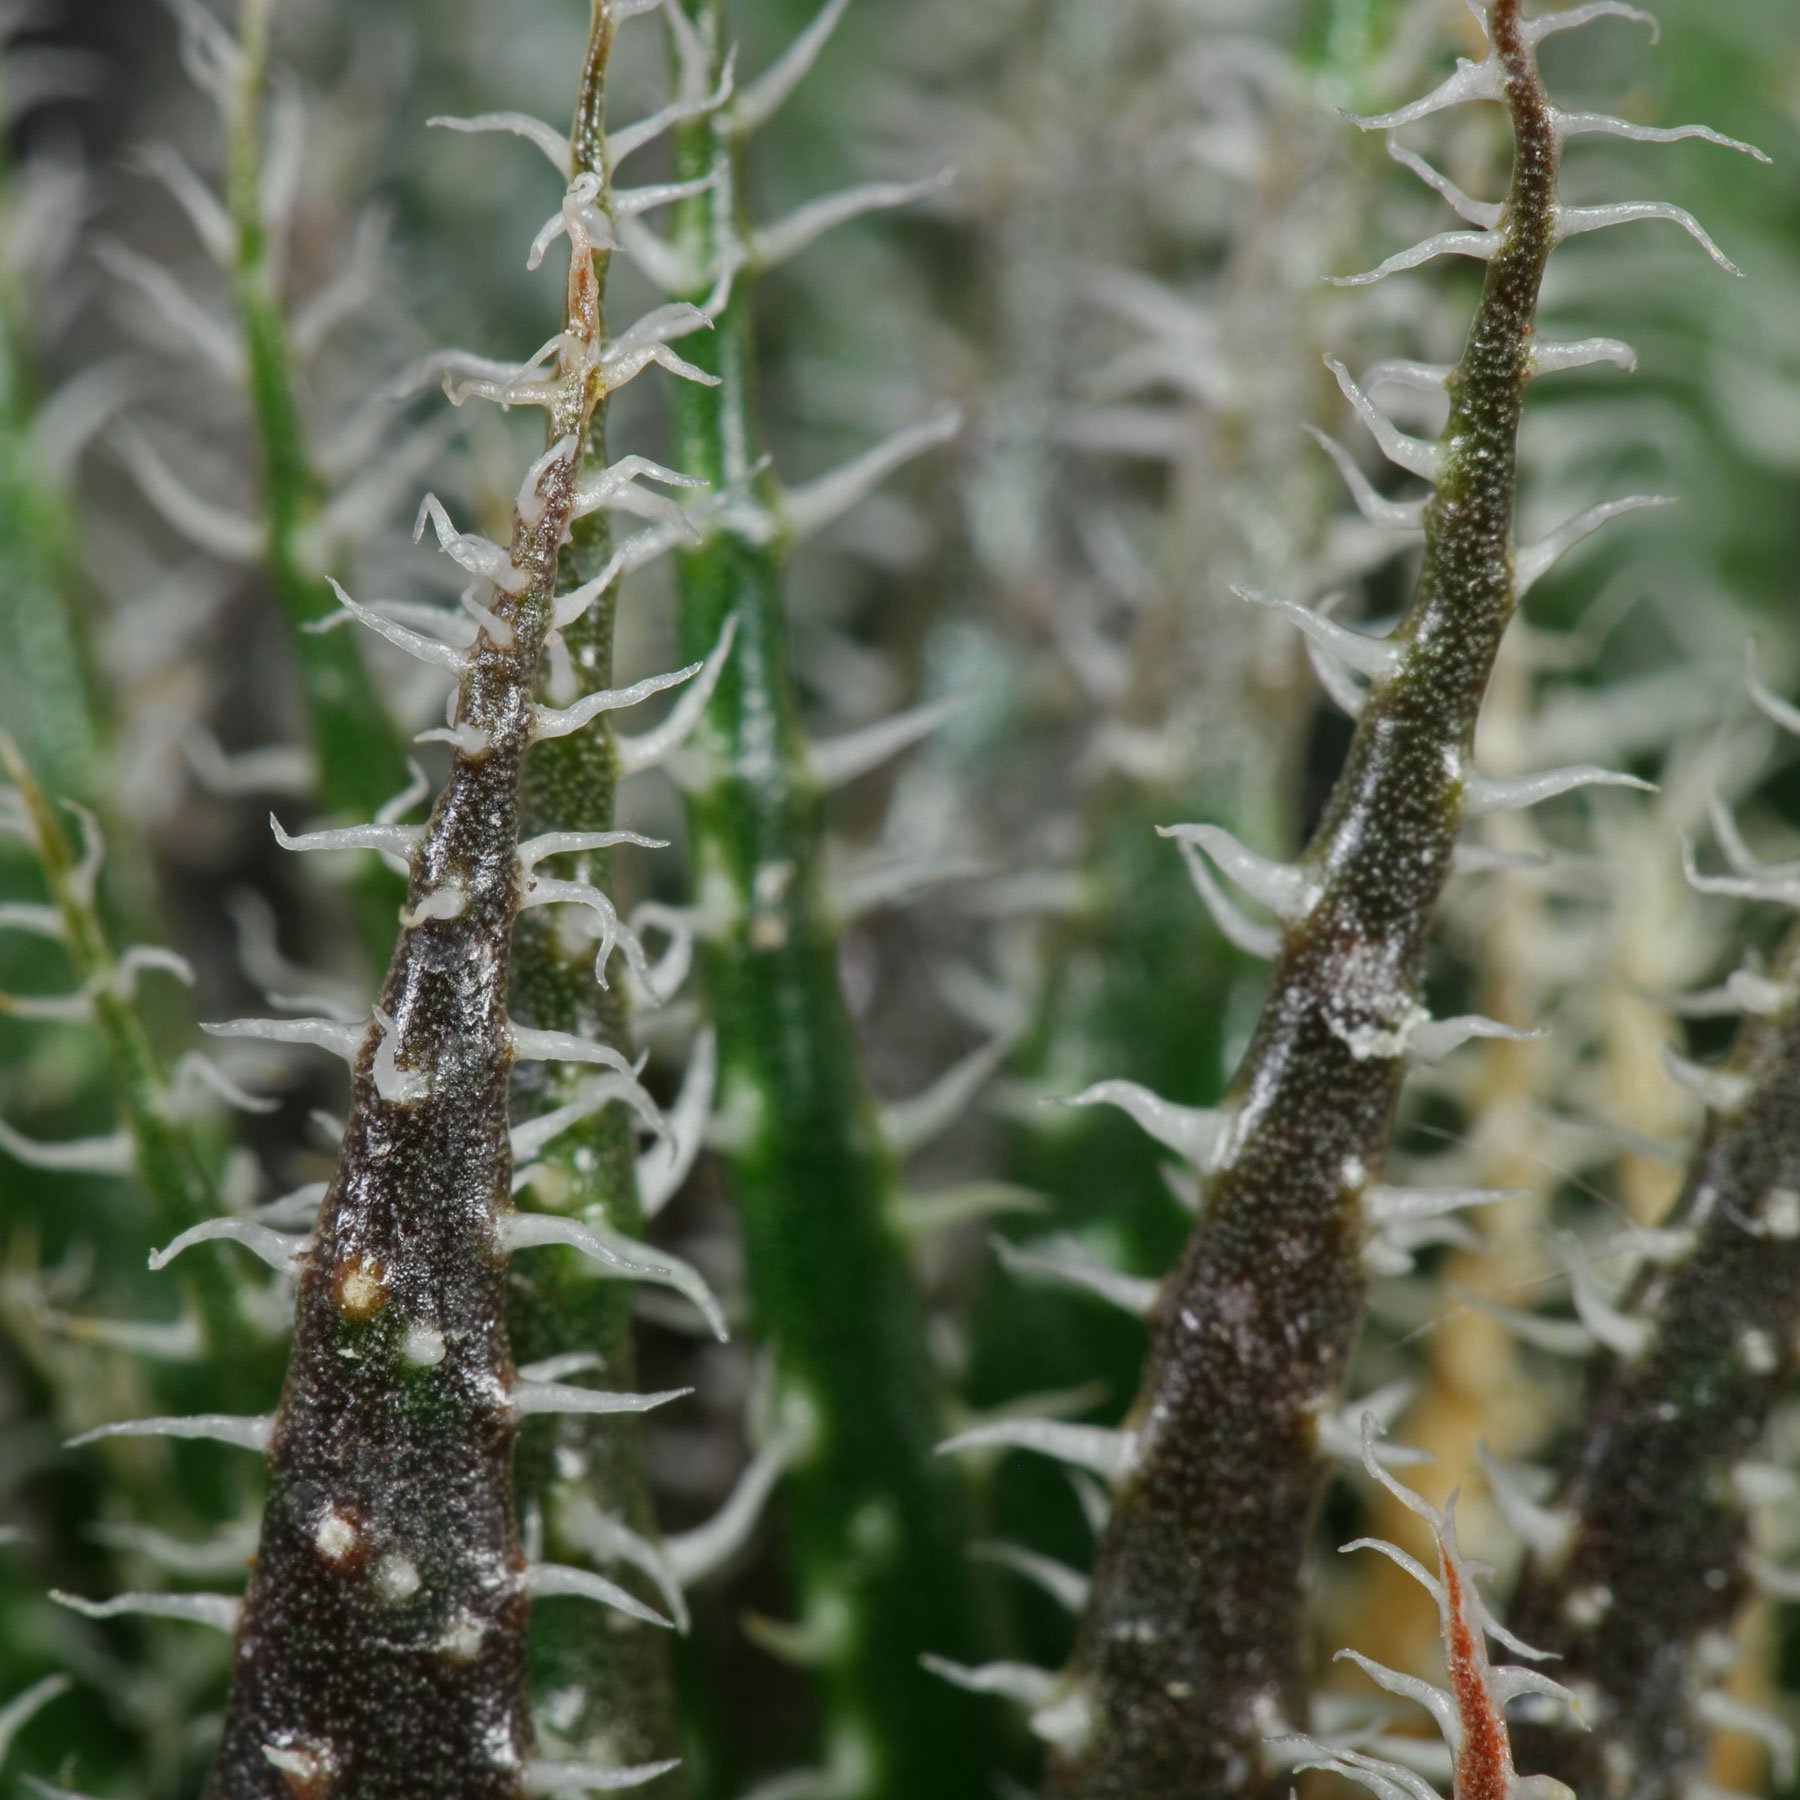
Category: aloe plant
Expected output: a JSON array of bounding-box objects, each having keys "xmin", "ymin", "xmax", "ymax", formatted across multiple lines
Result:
[
  {"xmin": 1504, "ymin": 711, "xmax": 1800, "ymax": 1799},
  {"xmin": 2, "ymin": 2, "xmax": 1798, "ymax": 1799},
  {"xmin": 171, "ymin": 2, "xmax": 724, "ymax": 1789},
  {"xmin": 936, "ymin": 3, "xmax": 1764, "ymax": 1795}
]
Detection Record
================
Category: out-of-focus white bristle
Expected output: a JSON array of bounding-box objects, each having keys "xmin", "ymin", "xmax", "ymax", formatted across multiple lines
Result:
[
  {"xmin": 1366, "ymin": 1185, "xmax": 1521, "ymax": 1226},
  {"xmin": 612, "ymin": 615, "xmax": 738, "ymax": 777},
  {"xmin": 0, "ymin": 902, "xmax": 64, "ymax": 940},
  {"xmin": 638, "ymin": 1029, "xmax": 718, "ymax": 1220},
  {"xmin": 523, "ymin": 1758, "xmax": 683, "ymax": 1796},
  {"xmin": 753, "ymin": 171, "xmax": 952, "ymax": 273},
  {"xmin": 51, "ymin": 1589, "xmax": 241, "ymax": 1633},
  {"xmin": 571, "ymin": 453, "xmax": 706, "ymax": 537},
  {"xmin": 113, "ymin": 420, "xmax": 261, "ymax": 562},
  {"xmin": 918, "ymin": 1655, "xmax": 1058, "ymax": 1710},
  {"xmin": 1516, "ymin": 496, "xmax": 1674, "ymax": 594},
  {"xmin": 557, "ymin": 1493, "xmax": 690, "ymax": 1632},
  {"xmin": 1695, "ymin": 1694, "xmax": 1796, "ymax": 1785},
  {"xmin": 1475, "ymin": 1445, "xmax": 1575, "ymax": 1563},
  {"xmin": 1408, "ymin": 1012, "xmax": 1545, "ymax": 1063},
  {"xmin": 509, "ymin": 1074, "xmax": 659, "ymax": 1164},
  {"xmin": 1680, "ymin": 834, "xmax": 1800, "ymax": 909},
  {"xmin": 0, "ymin": 1118, "xmax": 133, "ymax": 1175},
  {"xmin": 809, "ymin": 693, "xmax": 962, "ymax": 794},
  {"xmin": 613, "ymin": 168, "xmax": 721, "ymax": 225},
  {"xmin": 1567, "ymin": 1256, "xmax": 1652, "ymax": 1361},
  {"xmin": 992, "ymin": 1234, "xmax": 1158, "ymax": 1319},
  {"xmin": 93, "ymin": 242, "xmax": 241, "ymax": 379},
  {"xmin": 781, "ymin": 409, "xmax": 963, "ymax": 549},
  {"xmin": 502, "ymin": 1211, "xmax": 726, "ymax": 1343},
  {"xmin": 91, "ymin": 1516, "xmax": 261, "ymax": 1580},
  {"xmin": 880, "ymin": 1034, "xmax": 1011, "ymax": 1158},
  {"xmin": 610, "ymin": 51, "xmax": 736, "ymax": 168},
  {"xmin": 1234, "ymin": 585, "xmax": 1401, "ymax": 680},
  {"xmin": 0, "ymin": 1674, "xmax": 72, "ymax": 1769},
  {"xmin": 1660, "ymin": 1043, "xmax": 1752, "ymax": 1115},
  {"xmin": 0, "ymin": 988, "xmax": 89, "ymax": 1024},
  {"xmin": 132, "ymin": 140, "xmax": 232, "ymax": 263},
  {"xmin": 1315, "ymin": 1388, "xmax": 1428, "ymax": 1469},
  {"xmin": 665, "ymin": 1425, "xmax": 802, "ymax": 1587},
  {"xmin": 936, "ymin": 1416, "xmax": 1136, "ymax": 1482},
  {"xmin": 1387, "ymin": 136, "xmax": 1503, "ymax": 228},
  {"xmin": 294, "ymin": 209, "xmax": 389, "ymax": 363},
  {"xmin": 184, "ymin": 726, "xmax": 316, "ymax": 799},
  {"xmin": 1745, "ymin": 648, "xmax": 1800, "ymax": 737},
  {"xmin": 313, "ymin": 412, "xmax": 463, "ymax": 562},
  {"xmin": 835, "ymin": 851, "xmax": 987, "ymax": 922},
  {"xmin": 202, "ymin": 1014, "xmax": 366, "ymax": 1065},
  {"xmin": 735, "ymin": 0, "xmax": 852, "ymax": 136},
  {"xmin": 970, "ymin": 1541, "xmax": 1091, "ymax": 1614},
  {"xmin": 1461, "ymin": 1289, "xmax": 1594, "ymax": 1358}
]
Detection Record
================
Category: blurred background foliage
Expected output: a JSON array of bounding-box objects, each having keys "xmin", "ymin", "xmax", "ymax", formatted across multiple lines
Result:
[{"xmin": 2, "ymin": 0, "xmax": 1798, "ymax": 1793}]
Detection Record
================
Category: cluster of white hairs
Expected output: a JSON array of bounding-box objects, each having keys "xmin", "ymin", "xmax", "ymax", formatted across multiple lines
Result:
[{"xmin": 74, "ymin": 0, "xmax": 390, "ymax": 823}]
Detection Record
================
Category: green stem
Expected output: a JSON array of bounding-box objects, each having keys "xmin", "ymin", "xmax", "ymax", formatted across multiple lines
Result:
[
  {"xmin": 0, "ymin": 736, "xmax": 267, "ymax": 1404},
  {"xmin": 225, "ymin": 0, "xmax": 407, "ymax": 967},
  {"xmin": 665, "ymin": 8, "xmax": 998, "ymax": 1794},
  {"xmin": 508, "ymin": 6, "xmax": 680, "ymax": 1781}
]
